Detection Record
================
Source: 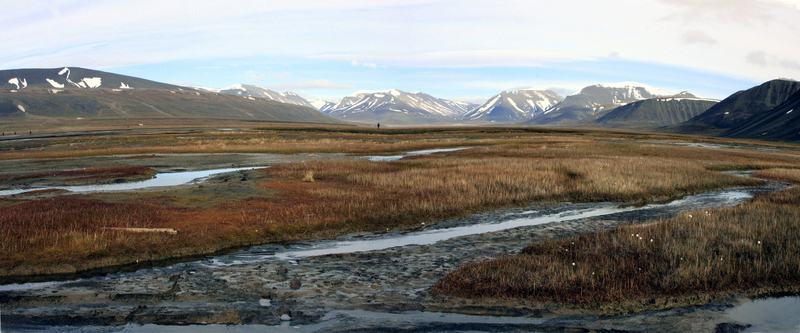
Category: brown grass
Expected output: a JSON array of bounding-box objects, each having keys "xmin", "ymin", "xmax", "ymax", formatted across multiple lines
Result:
[
  {"xmin": 433, "ymin": 171, "xmax": 800, "ymax": 313},
  {"xmin": 301, "ymin": 171, "xmax": 315, "ymax": 182},
  {"xmin": 0, "ymin": 128, "xmax": 797, "ymax": 278},
  {"xmin": 752, "ymin": 168, "xmax": 800, "ymax": 185},
  {"xmin": 0, "ymin": 198, "xmax": 176, "ymax": 266}
]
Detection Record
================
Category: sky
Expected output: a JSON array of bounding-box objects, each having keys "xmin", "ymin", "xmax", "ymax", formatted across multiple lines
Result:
[{"xmin": 2, "ymin": 0, "xmax": 799, "ymax": 103}]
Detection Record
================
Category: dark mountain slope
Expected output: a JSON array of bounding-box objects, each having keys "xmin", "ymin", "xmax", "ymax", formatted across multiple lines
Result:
[
  {"xmin": 592, "ymin": 94, "xmax": 717, "ymax": 128},
  {"xmin": 0, "ymin": 88, "xmax": 338, "ymax": 123},
  {"xmin": 1, "ymin": 67, "xmax": 183, "ymax": 90},
  {"xmin": 673, "ymin": 79, "xmax": 800, "ymax": 135},
  {"xmin": 722, "ymin": 89, "xmax": 800, "ymax": 142}
]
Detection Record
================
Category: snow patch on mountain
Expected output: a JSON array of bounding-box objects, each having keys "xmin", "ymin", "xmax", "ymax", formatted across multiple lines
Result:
[
  {"xmin": 309, "ymin": 98, "xmax": 340, "ymax": 113},
  {"xmin": 208, "ymin": 84, "xmax": 315, "ymax": 108},
  {"xmin": 46, "ymin": 78, "xmax": 65, "ymax": 88},
  {"xmin": 327, "ymin": 89, "xmax": 472, "ymax": 120},
  {"xmin": 81, "ymin": 77, "xmax": 102, "ymax": 88},
  {"xmin": 463, "ymin": 89, "xmax": 564, "ymax": 121}
]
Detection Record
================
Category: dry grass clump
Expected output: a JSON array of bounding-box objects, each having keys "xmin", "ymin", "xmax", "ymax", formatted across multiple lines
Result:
[
  {"xmin": 300, "ymin": 171, "xmax": 315, "ymax": 182},
  {"xmin": 434, "ymin": 184, "xmax": 800, "ymax": 312}
]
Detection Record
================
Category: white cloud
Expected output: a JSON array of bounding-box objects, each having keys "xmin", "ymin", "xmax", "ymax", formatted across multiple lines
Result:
[
  {"xmin": 681, "ymin": 29, "xmax": 717, "ymax": 45},
  {"xmin": 746, "ymin": 51, "xmax": 768, "ymax": 67},
  {"xmin": 260, "ymin": 79, "xmax": 354, "ymax": 91},
  {"xmin": 659, "ymin": 0, "xmax": 777, "ymax": 25},
  {"xmin": 780, "ymin": 59, "xmax": 800, "ymax": 70},
  {"xmin": 351, "ymin": 60, "xmax": 378, "ymax": 68},
  {"xmin": 245, "ymin": 70, "xmax": 264, "ymax": 83},
  {"xmin": 450, "ymin": 96, "xmax": 489, "ymax": 105},
  {"xmin": 313, "ymin": 50, "xmax": 594, "ymax": 68},
  {"xmin": 745, "ymin": 51, "xmax": 800, "ymax": 72},
  {"xmin": 2, "ymin": 0, "xmax": 797, "ymax": 92}
]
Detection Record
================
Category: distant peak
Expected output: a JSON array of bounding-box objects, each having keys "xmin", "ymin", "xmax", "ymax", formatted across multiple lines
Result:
[
  {"xmin": 222, "ymin": 83, "xmax": 247, "ymax": 90},
  {"xmin": 572, "ymin": 82, "xmax": 671, "ymax": 96},
  {"xmin": 516, "ymin": 87, "xmax": 551, "ymax": 92},
  {"xmin": 348, "ymin": 89, "xmax": 404, "ymax": 97}
]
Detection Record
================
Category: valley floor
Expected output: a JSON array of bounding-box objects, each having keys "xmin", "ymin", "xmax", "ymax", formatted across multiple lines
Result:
[{"xmin": 1, "ymin": 125, "xmax": 799, "ymax": 332}]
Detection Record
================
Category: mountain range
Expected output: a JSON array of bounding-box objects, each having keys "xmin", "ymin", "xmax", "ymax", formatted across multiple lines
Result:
[
  {"xmin": 524, "ymin": 82, "xmax": 673, "ymax": 125},
  {"xmin": 321, "ymin": 89, "xmax": 476, "ymax": 125},
  {"xmin": 193, "ymin": 84, "xmax": 317, "ymax": 109},
  {"xmin": 0, "ymin": 67, "xmax": 339, "ymax": 124},
  {"xmin": 463, "ymin": 89, "xmax": 563, "ymax": 122},
  {"xmin": 3, "ymin": 67, "xmax": 799, "ymax": 142}
]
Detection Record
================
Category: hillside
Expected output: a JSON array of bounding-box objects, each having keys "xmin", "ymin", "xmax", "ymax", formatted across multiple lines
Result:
[
  {"xmin": 525, "ymin": 82, "xmax": 671, "ymax": 125},
  {"xmin": 0, "ymin": 68, "xmax": 340, "ymax": 125},
  {"xmin": 722, "ymin": 89, "xmax": 800, "ymax": 141},
  {"xmin": 2, "ymin": 67, "xmax": 182, "ymax": 91},
  {"xmin": 590, "ymin": 93, "xmax": 717, "ymax": 129},
  {"xmin": 194, "ymin": 84, "xmax": 317, "ymax": 109},
  {"xmin": 673, "ymin": 79, "xmax": 800, "ymax": 135}
]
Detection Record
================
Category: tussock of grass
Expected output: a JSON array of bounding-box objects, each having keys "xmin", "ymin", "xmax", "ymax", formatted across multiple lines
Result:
[
  {"xmin": 434, "ymin": 184, "xmax": 800, "ymax": 313},
  {"xmin": 301, "ymin": 171, "xmax": 315, "ymax": 182}
]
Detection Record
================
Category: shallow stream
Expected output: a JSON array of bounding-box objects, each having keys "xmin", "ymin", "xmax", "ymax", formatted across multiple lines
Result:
[{"xmin": 0, "ymin": 167, "xmax": 258, "ymax": 196}]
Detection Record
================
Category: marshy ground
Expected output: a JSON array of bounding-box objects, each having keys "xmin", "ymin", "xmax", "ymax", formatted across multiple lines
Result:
[{"xmin": 1, "ymin": 124, "xmax": 799, "ymax": 332}]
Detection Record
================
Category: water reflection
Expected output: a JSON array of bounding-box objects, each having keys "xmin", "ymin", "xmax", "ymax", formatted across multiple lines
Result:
[
  {"xmin": 0, "ymin": 167, "xmax": 258, "ymax": 196},
  {"xmin": 727, "ymin": 296, "xmax": 800, "ymax": 333},
  {"xmin": 365, "ymin": 147, "xmax": 472, "ymax": 162}
]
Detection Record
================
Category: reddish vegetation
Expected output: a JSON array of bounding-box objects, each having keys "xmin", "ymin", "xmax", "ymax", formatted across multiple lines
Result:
[
  {"xmin": 0, "ymin": 198, "xmax": 175, "ymax": 267},
  {"xmin": 434, "ymin": 174, "xmax": 800, "ymax": 312},
  {"xmin": 0, "ymin": 130, "xmax": 797, "ymax": 281},
  {"xmin": 0, "ymin": 166, "xmax": 155, "ymax": 182}
]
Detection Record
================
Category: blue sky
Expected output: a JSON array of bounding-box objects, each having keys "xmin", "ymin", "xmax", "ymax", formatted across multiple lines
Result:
[{"xmin": 3, "ymin": 0, "xmax": 799, "ymax": 102}]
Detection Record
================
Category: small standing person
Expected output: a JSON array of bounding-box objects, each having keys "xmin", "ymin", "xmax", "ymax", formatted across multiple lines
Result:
[{"xmin": 377, "ymin": 123, "xmax": 380, "ymax": 129}]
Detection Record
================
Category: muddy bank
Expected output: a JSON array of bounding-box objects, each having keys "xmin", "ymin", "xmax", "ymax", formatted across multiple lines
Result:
[
  {"xmin": 1, "ymin": 186, "xmax": 780, "ymax": 332},
  {"xmin": 0, "ymin": 152, "xmax": 353, "ymax": 177}
]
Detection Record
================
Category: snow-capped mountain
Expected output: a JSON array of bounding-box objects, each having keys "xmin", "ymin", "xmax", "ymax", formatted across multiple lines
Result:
[
  {"xmin": 525, "ymin": 82, "xmax": 672, "ymax": 125},
  {"xmin": 196, "ymin": 84, "xmax": 316, "ymax": 108},
  {"xmin": 462, "ymin": 88, "xmax": 563, "ymax": 122},
  {"xmin": 308, "ymin": 98, "xmax": 340, "ymax": 113},
  {"xmin": 324, "ymin": 89, "xmax": 476, "ymax": 124},
  {"xmin": 1, "ymin": 67, "xmax": 183, "ymax": 91}
]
